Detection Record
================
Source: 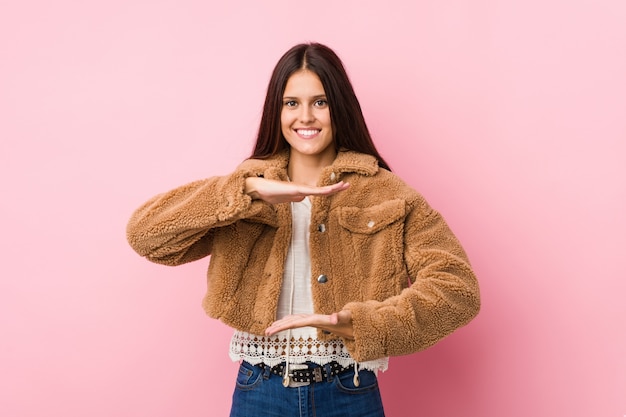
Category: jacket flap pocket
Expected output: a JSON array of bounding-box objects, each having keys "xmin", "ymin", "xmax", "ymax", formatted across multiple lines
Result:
[{"xmin": 338, "ymin": 199, "xmax": 406, "ymax": 234}]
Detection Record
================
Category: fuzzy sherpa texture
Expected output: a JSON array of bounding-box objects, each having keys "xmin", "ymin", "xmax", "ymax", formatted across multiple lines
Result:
[{"xmin": 126, "ymin": 150, "xmax": 480, "ymax": 362}]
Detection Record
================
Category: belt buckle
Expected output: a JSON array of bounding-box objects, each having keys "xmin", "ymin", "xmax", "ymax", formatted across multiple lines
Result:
[{"xmin": 287, "ymin": 364, "xmax": 310, "ymax": 388}]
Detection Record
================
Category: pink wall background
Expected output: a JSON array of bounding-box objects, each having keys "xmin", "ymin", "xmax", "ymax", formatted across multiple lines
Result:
[{"xmin": 1, "ymin": 1, "xmax": 625, "ymax": 416}]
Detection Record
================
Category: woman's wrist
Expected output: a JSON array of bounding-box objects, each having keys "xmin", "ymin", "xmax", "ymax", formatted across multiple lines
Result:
[{"xmin": 244, "ymin": 177, "xmax": 261, "ymax": 200}]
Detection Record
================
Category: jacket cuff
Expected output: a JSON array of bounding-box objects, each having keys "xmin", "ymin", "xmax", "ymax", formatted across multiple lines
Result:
[
  {"xmin": 215, "ymin": 170, "xmax": 253, "ymax": 221},
  {"xmin": 342, "ymin": 300, "xmax": 389, "ymax": 362}
]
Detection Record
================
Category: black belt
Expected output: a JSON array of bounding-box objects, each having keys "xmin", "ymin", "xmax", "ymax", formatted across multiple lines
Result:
[{"xmin": 259, "ymin": 361, "xmax": 352, "ymax": 383}]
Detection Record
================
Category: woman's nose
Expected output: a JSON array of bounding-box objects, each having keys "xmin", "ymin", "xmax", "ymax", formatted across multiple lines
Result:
[{"xmin": 299, "ymin": 106, "xmax": 315, "ymax": 123}]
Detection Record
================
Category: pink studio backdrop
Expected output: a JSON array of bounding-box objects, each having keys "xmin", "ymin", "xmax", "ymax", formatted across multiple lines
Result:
[{"xmin": 1, "ymin": 1, "xmax": 625, "ymax": 416}]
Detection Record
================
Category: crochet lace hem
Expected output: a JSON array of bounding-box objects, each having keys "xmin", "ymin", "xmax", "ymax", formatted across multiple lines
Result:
[{"xmin": 229, "ymin": 331, "xmax": 388, "ymax": 372}]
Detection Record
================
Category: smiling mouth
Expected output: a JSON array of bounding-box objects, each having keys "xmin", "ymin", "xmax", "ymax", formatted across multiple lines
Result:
[{"xmin": 296, "ymin": 129, "xmax": 320, "ymax": 138}]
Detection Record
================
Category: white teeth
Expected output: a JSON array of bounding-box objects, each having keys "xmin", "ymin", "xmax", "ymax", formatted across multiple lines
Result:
[{"xmin": 297, "ymin": 129, "xmax": 319, "ymax": 136}]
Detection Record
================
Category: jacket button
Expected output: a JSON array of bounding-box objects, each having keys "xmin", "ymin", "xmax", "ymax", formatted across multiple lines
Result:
[
  {"xmin": 317, "ymin": 224, "xmax": 326, "ymax": 232},
  {"xmin": 317, "ymin": 274, "xmax": 328, "ymax": 283}
]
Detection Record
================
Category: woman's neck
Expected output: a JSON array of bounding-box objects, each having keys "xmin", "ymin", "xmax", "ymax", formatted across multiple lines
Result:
[{"xmin": 287, "ymin": 151, "xmax": 336, "ymax": 186}]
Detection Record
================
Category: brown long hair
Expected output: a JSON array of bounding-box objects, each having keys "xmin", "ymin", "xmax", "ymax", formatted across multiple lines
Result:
[{"xmin": 251, "ymin": 43, "xmax": 391, "ymax": 171}]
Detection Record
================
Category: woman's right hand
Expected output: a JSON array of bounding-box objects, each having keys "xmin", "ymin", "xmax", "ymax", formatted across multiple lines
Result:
[{"xmin": 245, "ymin": 177, "xmax": 349, "ymax": 204}]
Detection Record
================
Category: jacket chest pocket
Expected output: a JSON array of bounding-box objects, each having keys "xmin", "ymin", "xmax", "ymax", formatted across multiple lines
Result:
[{"xmin": 335, "ymin": 199, "xmax": 407, "ymax": 294}]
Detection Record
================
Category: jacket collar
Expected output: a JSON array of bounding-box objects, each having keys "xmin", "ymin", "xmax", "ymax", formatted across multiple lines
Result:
[
  {"xmin": 241, "ymin": 149, "xmax": 379, "ymax": 178},
  {"xmin": 331, "ymin": 149, "xmax": 379, "ymax": 176}
]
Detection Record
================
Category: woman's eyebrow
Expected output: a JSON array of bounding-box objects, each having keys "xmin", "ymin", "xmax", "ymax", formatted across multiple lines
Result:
[{"xmin": 282, "ymin": 94, "xmax": 327, "ymax": 99}]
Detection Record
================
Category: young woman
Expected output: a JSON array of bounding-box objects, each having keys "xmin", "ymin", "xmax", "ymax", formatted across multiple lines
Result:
[{"xmin": 127, "ymin": 43, "xmax": 480, "ymax": 417}]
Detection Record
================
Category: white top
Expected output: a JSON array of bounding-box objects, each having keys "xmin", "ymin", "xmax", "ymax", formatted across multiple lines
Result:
[{"xmin": 229, "ymin": 197, "xmax": 388, "ymax": 372}]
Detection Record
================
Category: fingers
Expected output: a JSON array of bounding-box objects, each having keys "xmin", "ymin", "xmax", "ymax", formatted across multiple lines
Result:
[
  {"xmin": 265, "ymin": 314, "xmax": 324, "ymax": 336},
  {"xmin": 294, "ymin": 181, "xmax": 350, "ymax": 197},
  {"xmin": 246, "ymin": 178, "xmax": 350, "ymax": 204},
  {"xmin": 266, "ymin": 315, "xmax": 304, "ymax": 332},
  {"xmin": 264, "ymin": 311, "xmax": 354, "ymax": 339},
  {"xmin": 294, "ymin": 182, "xmax": 349, "ymax": 200}
]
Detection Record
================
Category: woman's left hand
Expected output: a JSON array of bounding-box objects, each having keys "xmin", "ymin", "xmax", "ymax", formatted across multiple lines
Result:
[{"xmin": 265, "ymin": 310, "xmax": 354, "ymax": 340}]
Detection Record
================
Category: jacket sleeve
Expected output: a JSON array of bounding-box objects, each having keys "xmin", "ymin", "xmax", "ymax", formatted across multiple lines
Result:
[
  {"xmin": 342, "ymin": 196, "xmax": 480, "ymax": 362},
  {"xmin": 126, "ymin": 168, "xmax": 272, "ymax": 266}
]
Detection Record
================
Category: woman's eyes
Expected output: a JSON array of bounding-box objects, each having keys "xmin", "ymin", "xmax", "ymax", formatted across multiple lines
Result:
[{"xmin": 282, "ymin": 99, "xmax": 328, "ymax": 108}]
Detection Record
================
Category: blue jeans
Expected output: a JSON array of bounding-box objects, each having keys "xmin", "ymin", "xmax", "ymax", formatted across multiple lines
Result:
[{"xmin": 229, "ymin": 361, "xmax": 386, "ymax": 417}]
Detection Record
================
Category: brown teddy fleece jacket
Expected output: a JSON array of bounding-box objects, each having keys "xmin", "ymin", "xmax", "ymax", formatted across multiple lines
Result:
[{"xmin": 126, "ymin": 149, "xmax": 480, "ymax": 362}]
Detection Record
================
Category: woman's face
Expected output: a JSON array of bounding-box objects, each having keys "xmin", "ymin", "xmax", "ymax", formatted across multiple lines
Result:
[{"xmin": 281, "ymin": 70, "xmax": 335, "ymax": 164}]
